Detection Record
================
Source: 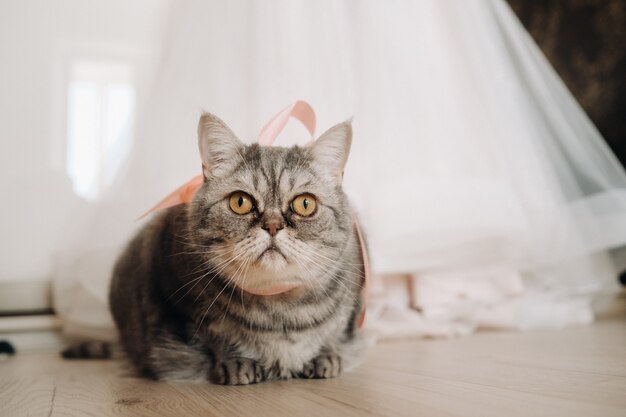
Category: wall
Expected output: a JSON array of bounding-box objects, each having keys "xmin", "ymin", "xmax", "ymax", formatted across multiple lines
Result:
[
  {"xmin": 0, "ymin": 0, "xmax": 171, "ymax": 282},
  {"xmin": 507, "ymin": 0, "xmax": 626, "ymax": 167}
]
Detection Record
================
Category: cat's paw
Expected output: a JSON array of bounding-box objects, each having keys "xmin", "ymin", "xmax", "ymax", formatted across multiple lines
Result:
[
  {"xmin": 301, "ymin": 352, "xmax": 342, "ymax": 379},
  {"xmin": 210, "ymin": 358, "xmax": 265, "ymax": 385}
]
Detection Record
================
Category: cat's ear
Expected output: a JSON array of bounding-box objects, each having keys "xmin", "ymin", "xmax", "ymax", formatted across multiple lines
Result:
[
  {"xmin": 198, "ymin": 112, "xmax": 244, "ymax": 178},
  {"xmin": 309, "ymin": 120, "xmax": 352, "ymax": 184}
]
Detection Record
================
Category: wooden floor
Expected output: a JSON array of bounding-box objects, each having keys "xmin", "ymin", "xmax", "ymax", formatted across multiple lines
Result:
[{"xmin": 1, "ymin": 319, "xmax": 625, "ymax": 417}]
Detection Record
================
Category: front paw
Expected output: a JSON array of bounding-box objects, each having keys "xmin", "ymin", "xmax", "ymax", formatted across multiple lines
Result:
[
  {"xmin": 210, "ymin": 358, "xmax": 265, "ymax": 385},
  {"xmin": 301, "ymin": 352, "xmax": 342, "ymax": 379}
]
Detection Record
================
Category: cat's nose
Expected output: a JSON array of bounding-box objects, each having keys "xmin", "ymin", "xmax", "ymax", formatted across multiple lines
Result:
[{"xmin": 262, "ymin": 218, "xmax": 284, "ymax": 237}]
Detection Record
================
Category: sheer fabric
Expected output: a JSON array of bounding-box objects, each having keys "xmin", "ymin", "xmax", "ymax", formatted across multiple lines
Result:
[{"xmin": 53, "ymin": 0, "xmax": 626, "ymax": 339}]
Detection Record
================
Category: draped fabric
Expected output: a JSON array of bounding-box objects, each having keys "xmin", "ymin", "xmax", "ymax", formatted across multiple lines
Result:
[{"xmin": 53, "ymin": 0, "xmax": 626, "ymax": 340}]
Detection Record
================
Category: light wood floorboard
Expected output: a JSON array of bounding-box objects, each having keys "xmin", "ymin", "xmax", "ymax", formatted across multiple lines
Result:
[{"xmin": 1, "ymin": 319, "xmax": 625, "ymax": 417}]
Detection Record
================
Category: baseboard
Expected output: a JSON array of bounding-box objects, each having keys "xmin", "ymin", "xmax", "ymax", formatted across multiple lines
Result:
[
  {"xmin": 0, "ymin": 280, "xmax": 52, "ymax": 314},
  {"xmin": 0, "ymin": 314, "xmax": 66, "ymax": 352}
]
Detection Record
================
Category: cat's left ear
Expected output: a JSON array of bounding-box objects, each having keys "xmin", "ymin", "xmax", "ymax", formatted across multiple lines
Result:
[
  {"xmin": 198, "ymin": 112, "xmax": 244, "ymax": 179},
  {"xmin": 309, "ymin": 120, "xmax": 352, "ymax": 185}
]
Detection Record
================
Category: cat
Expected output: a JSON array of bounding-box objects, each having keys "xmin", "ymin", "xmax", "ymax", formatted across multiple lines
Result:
[{"xmin": 64, "ymin": 112, "xmax": 366, "ymax": 385}]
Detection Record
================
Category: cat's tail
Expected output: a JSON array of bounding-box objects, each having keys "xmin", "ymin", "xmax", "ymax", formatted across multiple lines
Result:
[{"xmin": 61, "ymin": 341, "xmax": 115, "ymax": 360}]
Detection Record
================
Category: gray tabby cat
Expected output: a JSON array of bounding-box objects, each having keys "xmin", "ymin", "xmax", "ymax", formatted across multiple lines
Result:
[{"xmin": 67, "ymin": 113, "xmax": 366, "ymax": 385}]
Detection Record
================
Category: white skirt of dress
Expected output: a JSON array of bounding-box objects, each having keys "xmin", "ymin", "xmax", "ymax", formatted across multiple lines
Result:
[{"xmin": 52, "ymin": 0, "xmax": 626, "ymax": 339}]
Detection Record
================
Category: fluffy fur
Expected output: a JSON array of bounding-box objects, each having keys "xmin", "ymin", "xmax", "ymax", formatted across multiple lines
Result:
[{"xmin": 100, "ymin": 112, "xmax": 365, "ymax": 384}]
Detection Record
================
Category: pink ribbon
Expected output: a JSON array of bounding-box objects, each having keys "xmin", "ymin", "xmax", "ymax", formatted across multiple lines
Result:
[
  {"xmin": 142, "ymin": 101, "xmax": 368, "ymax": 327},
  {"xmin": 256, "ymin": 100, "xmax": 316, "ymax": 146},
  {"xmin": 139, "ymin": 175, "xmax": 204, "ymax": 219}
]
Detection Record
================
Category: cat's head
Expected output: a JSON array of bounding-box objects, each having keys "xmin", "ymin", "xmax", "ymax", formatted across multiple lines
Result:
[{"xmin": 187, "ymin": 112, "xmax": 354, "ymax": 296}]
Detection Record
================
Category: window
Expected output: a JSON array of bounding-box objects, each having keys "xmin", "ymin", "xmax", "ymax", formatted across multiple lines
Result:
[{"xmin": 66, "ymin": 60, "xmax": 135, "ymax": 200}]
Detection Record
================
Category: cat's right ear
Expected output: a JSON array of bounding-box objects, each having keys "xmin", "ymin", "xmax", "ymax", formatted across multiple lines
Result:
[
  {"xmin": 309, "ymin": 120, "xmax": 352, "ymax": 185},
  {"xmin": 198, "ymin": 112, "xmax": 244, "ymax": 179}
]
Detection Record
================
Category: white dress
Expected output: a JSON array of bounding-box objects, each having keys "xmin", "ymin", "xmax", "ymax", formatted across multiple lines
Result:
[{"xmin": 53, "ymin": 0, "xmax": 626, "ymax": 340}]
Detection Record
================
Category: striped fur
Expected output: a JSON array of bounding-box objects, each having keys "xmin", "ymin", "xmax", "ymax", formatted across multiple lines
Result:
[
  {"xmin": 61, "ymin": 341, "xmax": 113, "ymax": 359},
  {"xmin": 107, "ymin": 113, "xmax": 366, "ymax": 384}
]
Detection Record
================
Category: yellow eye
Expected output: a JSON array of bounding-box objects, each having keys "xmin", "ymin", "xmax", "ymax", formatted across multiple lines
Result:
[
  {"xmin": 291, "ymin": 194, "xmax": 317, "ymax": 217},
  {"xmin": 229, "ymin": 192, "xmax": 254, "ymax": 215}
]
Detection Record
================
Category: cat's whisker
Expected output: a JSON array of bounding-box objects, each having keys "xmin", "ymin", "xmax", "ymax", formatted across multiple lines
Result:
[
  {"xmin": 168, "ymin": 245, "xmax": 252, "ymax": 305},
  {"xmin": 300, "ymin": 245, "xmax": 366, "ymax": 281},
  {"xmin": 193, "ymin": 269, "xmax": 238, "ymax": 339},
  {"xmin": 294, "ymin": 247, "xmax": 364, "ymax": 291},
  {"xmin": 166, "ymin": 275, "xmax": 205, "ymax": 302},
  {"xmin": 288, "ymin": 240, "xmax": 365, "ymax": 287},
  {"xmin": 302, "ymin": 262, "xmax": 362, "ymax": 291},
  {"xmin": 300, "ymin": 252, "xmax": 363, "ymax": 301},
  {"xmin": 292, "ymin": 236, "xmax": 366, "ymax": 271},
  {"xmin": 176, "ymin": 241, "xmax": 245, "ymax": 279},
  {"xmin": 184, "ymin": 237, "xmax": 258, "ymax": 279},
  {"xmin": 306, "ymin": 244, "xmax": 366, "ymax": 269},
  {"xmin": 239, "ymin": 256, "xmax": 255, "ymax": 312},
  {"xmin": 185, "ymin": 236, "xmax": 254, "ymax": 303},
  {"xmin": 177, "ymin": 245, "xmax": 239, "ymax": 281},
  {"xmin": 219, "ymin": 253, "xmax": 251, "ymax": 325},
  {"xmin": 191, "ymin": 247, "xmax": 251, "ymax": 305},
  {"xmin": 291, "ymin": 254, "xmax": 326, "ymax": 304}
]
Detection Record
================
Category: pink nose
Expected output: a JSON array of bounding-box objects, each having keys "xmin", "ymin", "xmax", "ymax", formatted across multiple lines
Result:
[{"xmin": 262, "ymin": 218, "xmax": 284, "ymax": 237}]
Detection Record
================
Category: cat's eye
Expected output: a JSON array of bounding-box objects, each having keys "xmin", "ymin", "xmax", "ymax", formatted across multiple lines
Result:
[
  {"xmin": 291, "ymin": 194, "xmax": 317, "ymax": 217},
  {"xmin": 229, "ymin": 192, "xmax": 254, "ymax": 215}
]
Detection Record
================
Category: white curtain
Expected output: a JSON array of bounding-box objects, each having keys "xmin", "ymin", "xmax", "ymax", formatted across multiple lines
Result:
[{"xmin": 53, "ymin": 0, "xmax": 626, "ymax": 340}]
